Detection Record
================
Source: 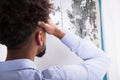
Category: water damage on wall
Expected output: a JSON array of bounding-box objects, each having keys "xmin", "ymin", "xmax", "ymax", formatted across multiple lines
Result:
[{"xmin": 50, "ymin": 0, "xmax": 101, "ymax": 47}]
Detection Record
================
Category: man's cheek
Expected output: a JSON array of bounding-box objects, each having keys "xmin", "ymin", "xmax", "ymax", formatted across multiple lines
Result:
[{"xmin": 36, "ymin": 47, "xmax": 46, "ymax": 57}]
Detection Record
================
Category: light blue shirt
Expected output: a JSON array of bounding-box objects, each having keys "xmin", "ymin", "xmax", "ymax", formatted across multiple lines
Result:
[{"xmin": 0, "ymin": 33, "xmax": 110, "ymax": 80}]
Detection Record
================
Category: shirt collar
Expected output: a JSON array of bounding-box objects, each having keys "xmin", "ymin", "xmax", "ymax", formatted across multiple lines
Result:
[{"xmin": 0, "ymin": 59, "xmax": 37, "ymax": 71}]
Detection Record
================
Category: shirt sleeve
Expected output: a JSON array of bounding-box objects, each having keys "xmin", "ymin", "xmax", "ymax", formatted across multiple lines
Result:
[
  {"xmin": 61, "ymin": 32, "xmax": 110, "ymax": 79},
  {"xmin": 42, "ymin": 32, "xmax": 110, "ymax": 80}
]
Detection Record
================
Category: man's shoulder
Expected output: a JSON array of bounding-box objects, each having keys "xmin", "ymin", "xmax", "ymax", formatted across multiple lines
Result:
[{"xmin": 42, "ymin": 66, "xmax": 66, "ymax": 79}]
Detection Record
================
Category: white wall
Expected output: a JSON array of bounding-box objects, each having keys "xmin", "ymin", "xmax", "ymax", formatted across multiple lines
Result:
[
  {"xmin": 102, "ymin": 0, "xmax": 120, "ymax": 80},
  {"xmin": 35, "ymin": 34, "xmax": 82, "ymax": 70},
  {"xmin": 0, "ymin": 44, "xmax": 7, "ymax": 61}
]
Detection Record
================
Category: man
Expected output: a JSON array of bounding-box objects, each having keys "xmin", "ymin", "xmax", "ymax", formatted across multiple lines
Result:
[{"xmin": 0, "ymin": 0, "xmax": 110, "ymax": 80}]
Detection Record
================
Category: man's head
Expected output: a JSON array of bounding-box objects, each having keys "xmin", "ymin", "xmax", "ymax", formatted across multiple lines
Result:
[{"xmin": 0, "ymin": 0, "xmax": 52, "ymax": 58}]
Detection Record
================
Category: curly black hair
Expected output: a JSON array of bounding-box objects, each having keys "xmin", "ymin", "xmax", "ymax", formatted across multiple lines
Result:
[{"xmin": 0, "ymin": 0, "xmax": 52, "ymax": 49}]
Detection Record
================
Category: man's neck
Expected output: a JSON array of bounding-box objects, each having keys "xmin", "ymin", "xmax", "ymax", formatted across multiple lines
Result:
[{"xmin": 6, "ymin": 49, "xmax": 36, "ymax": 61}]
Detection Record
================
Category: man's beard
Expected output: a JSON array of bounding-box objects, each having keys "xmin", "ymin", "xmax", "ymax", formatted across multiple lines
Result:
[{"xmin": 36, "ymin": 44, "xmax": 46, "ymax": 57}]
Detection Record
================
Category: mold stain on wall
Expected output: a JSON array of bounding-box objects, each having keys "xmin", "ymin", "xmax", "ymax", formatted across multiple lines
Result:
[{"xmin": 50, "ymin": 0, "xmax": 101, "ymax": 47}]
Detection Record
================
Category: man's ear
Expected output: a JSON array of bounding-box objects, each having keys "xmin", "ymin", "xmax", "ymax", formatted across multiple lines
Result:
[{"xmin": 35, "ymin": 31, "xmax": 43, "ymax": 46}]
